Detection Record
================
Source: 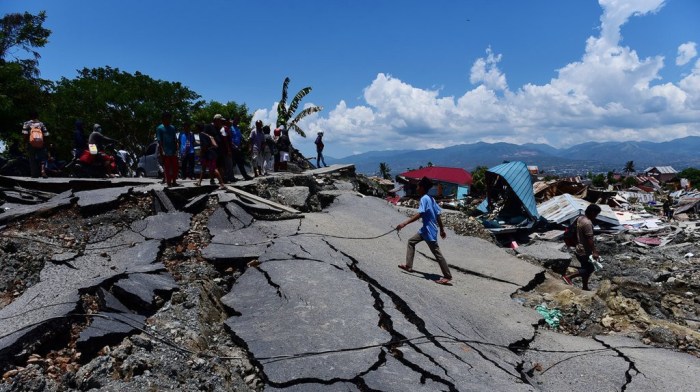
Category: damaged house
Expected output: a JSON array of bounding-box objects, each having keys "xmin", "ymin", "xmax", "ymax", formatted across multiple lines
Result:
[
  {"xmin": 396, "ymin": 166, "xmax": 472, "ymax": 200},
  {"xmin": 476, "ymin": 161, "xmax": 540, "ymax": 233},
  {"xmin": 643, "ymin": 166, "xmax": 678, "ymax": 183}
]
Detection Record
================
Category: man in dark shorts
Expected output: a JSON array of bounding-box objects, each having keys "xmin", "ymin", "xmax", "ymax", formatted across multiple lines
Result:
[{"xmin": 562, "ymin": 204, "xmax": 601, "ymax": 291}]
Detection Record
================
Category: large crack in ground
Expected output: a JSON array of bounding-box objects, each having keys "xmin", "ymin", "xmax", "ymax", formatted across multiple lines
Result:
[{"xmin": 593, "ymin": 336, "xmax": 644, "ymax": 391}]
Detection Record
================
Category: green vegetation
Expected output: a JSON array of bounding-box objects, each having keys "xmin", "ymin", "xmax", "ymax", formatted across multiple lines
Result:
[
  {"xmin": 591, "ymin": 173, "xmax": 606, "ymax": 188},
  {"xmin": 47, "ymin": 67, "xmax": 202, "ymax": 156},
  {"xmin": 622, "ymin": 176, "xmax": 637, "ymax": 188},
  {"xmin": 276, "ymin": 77, "xmax": 323, "ymax": 137},
  {"xmin": 0, "ymin": 11, "xmax": 52, "ymax": 146},
  {"xmin": 679, "ymin": 167, "xmax": 700, "ymax": 189},
  {"xmin": 379, "ymin": 162, "xmax": 391, "ymax": 180},
  {"xmin": 1, "ymin": 11, "xmax": 315, "ymax": 161},
  {"xmin": 624, "ymin": 160, "xmax": 635, "ymax": 175},
  {"xmin": 470, "ymin": 165, "xmax": 488, "ymax": 197}
]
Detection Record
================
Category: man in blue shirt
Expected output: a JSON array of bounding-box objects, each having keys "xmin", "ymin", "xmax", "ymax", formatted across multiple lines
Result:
[
  {"xmin": 396, "ymin": 177, "xmax": 452, "ymax": 285},
  {"xmin": 230, "ymin": 116, "xmax": 253, "ymax": 181},
  {"xmin": 179, "ymin": 122, "xmax": 196, "ymax": 180}
]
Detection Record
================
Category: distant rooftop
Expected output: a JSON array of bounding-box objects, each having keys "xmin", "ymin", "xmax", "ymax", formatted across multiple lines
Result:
[
  {"xmin": 398, "ymin": 166, "xmax": 472, "ymax": 186},
  {"xmin": 643, "ymin": 166, "xmax": 677, "ymax": 174}
]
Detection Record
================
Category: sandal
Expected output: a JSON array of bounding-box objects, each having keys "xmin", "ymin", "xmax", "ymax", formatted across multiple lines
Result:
[
  {"xmin": 435, "ymin": 278, "xmax": 452, "ymax": 286},
  {"xmin": 397, "ymin": 264, "xmax": 413, "ymax": 272}
]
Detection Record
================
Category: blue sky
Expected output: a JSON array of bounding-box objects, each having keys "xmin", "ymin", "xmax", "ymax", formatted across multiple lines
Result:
[{"xmin": 3, "ymin": 0, "xmax": 699, "ymax": 158}]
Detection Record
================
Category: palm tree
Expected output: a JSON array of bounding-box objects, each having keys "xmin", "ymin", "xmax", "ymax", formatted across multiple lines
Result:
[
  {"xmin": 276, "ymin": 77, "xmax": 323, "ymax": 137},
  {"xmin": 624, "ymin": 160, "xmax": 635, "ymax": 175},
  {"xmin": 379, "ymin": 162, "xmax": 391, "ymax": 180}
]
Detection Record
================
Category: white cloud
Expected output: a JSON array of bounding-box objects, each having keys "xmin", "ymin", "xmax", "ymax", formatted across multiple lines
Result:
[
  {"xmin": 469, "ymin": 47, "xmax": 508, "ymax": 91},
  {"xmin": 676, "ymin": 42, "xmax": 698, "ymax": 66},
  {"xmin": 266, "ymin": 0, "xmax": 700, "ymax": 157}
]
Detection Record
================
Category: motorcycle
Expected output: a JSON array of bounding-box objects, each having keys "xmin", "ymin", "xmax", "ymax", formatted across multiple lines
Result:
[{"xmin": 65, "ymin": 143, "xmax": 121, "ymax": 178}]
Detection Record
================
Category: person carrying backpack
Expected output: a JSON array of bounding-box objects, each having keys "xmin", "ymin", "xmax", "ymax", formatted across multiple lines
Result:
[{"xmin": 22, "ymin": 110, "xmax": 49, "ymax": 178}]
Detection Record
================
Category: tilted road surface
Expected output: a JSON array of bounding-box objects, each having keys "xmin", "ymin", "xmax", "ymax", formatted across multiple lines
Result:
[{"xmin": 216, "ymin": 189, "xmax": 699, "ymax": 391}]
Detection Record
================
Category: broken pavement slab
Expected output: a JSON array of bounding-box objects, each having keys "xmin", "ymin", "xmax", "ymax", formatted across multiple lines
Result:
[
  {"xmin": 75, "ymin": 186, "xmax": 133, "ymax": 214},
  {"xmin": 223, "ymin": 261, "xmax": 391, "ymax": 386},
  {"xmin": 595, "ymin": 334, "xmax": 698, "ymax": 391},
  {"xmin": 131, "ymin": 211, "xmax": 192, "ymax": 240},
  {"xmin": 0, "ymin": 193, "xmax": 76, "ymax": 225},
  {"xmin": 277, "ymin": 186, "xmax": 310, "ymax": 209},
  {"xmin": 112, "ymin": 272, "xmax": 178, "ymax": 311},
  {"xmin": 76, "ymin": 312, "xmax": 147, "ymax": 355}
]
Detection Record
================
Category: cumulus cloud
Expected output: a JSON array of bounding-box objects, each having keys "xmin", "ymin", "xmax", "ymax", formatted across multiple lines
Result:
[
  {"xmin": 676, "ymin": 42, "xmax": 698, "ymax": 66},
  {"xmin": 292, "ymin": 0, "xmax": 700, "ymax": 156}
]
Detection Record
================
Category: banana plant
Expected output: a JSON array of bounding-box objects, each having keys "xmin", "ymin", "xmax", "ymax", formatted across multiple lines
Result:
[{"xmin": 276, "ymin": 77, "xmax": 323, "ymax": 137}]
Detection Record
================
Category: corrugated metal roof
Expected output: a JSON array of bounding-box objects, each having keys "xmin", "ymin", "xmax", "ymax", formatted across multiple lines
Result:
[
  {"xmin": 537, "ymin": 194, "xmax": 619, "ymax": 226},
  {"xmin": 644, "ymin": 166, "xmax": 678, "ymax": 174},
  {"xmin": 484, "ymin": 161, "xmax": 539, "ymax": 219}
]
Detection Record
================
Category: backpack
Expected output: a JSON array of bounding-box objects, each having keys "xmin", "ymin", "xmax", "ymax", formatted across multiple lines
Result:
[
  {"xmin": 29, "ymin": 125, "xmax": 44, "ymax": 148},
  {"xmin": 562, "ymin": 217, "xmax": 579, "ymax": 247}
]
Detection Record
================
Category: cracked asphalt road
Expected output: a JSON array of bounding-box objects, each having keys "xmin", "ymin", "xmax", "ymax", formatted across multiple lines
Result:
[{"xmin": 217, "ymin": 191, "xmax": 699, "ymax": 391}]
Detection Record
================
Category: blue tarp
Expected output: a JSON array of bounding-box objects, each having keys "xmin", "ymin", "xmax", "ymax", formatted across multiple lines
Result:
[{"xmin": 477, "ymin": 161, "xmax": 540, "ymax": 220}]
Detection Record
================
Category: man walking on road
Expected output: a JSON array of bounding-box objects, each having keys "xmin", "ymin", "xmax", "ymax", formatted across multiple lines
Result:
[
  {"xmin": 315, "ymin": 131, "xmax": 328, "ymax": 168},
  {"xmin": 562, "ymin": 204, "xmax": 602, "ymax": 291},
  {"xmin": 396, "ymin": 177, "xmax": 453, "ymax": 285}
]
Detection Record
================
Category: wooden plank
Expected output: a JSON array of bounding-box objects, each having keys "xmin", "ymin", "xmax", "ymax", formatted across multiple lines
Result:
[
  {"xmin": 308, "ymin": 164, "xmax": 355, "ymax": 175},
  {"xmin": 224, "ymin": 186, "xmax": 301, "ymax": 214}
]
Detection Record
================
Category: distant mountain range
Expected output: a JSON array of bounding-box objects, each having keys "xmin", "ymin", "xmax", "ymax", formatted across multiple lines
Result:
[{"xmin": 327, "ymin": 136, "xmax": 700, "ymax": 176}]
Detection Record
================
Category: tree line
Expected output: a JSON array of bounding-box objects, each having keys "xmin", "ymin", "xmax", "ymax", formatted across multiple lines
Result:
[{"xmin": 0, "ymin": 11, "xmax": 321, "ymax": 162}]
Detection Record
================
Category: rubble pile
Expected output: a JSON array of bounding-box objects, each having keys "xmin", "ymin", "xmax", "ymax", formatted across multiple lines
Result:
[
  {"xmin": 0, "ymin": 166, "xmax": 395, "ymax": 391},
  {"xmin": 440, "ymin": 212, "xmax": 495, "ymax": 242},
  {"xmin": 1, "ymin": 165, "xmax": 698, "ymax": 390},
  {"xmin": 514, "ymin": 200, "xmax": 700, "ymax": 357}
]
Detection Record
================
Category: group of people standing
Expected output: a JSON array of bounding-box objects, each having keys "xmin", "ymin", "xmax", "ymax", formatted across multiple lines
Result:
[
  {"xmin": 155, "ymin": 112, "xmax": 296, "ymax": 189},
  {"xmin": 18, "ymin": 109, "xmax": 327, "ymax": 182}
]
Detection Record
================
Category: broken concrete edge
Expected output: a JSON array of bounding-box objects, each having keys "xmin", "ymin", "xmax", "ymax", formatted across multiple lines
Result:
[
  {"xmin": 0, "ymin": 268, "xmax": 178, "ymax": 372},
  {"xmin": 76, "ymin": 187, "xmax": 134, "ymax": 216},
  {"xmin": 224, "ymin": 185, "xmax": 301, "ymax": 214},
  {"xmin": 0, "ymin": 196, "xmax": 78, "ymax": 225}
]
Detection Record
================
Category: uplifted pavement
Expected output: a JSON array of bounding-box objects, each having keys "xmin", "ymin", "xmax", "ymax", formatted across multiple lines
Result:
[
  {"xmin": 216, "ymin": 191, "xmax": 699, "ymax": 391},
  {"xmin": 1, "ymin": 171, "xmax": 697, "ymax": 391}
]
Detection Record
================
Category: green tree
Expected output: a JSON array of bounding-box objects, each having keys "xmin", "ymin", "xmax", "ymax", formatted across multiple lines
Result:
[
  {"xmin": 606, "ymin": 171, "xmax": 617, "ymax": 184},
  {"xmin": 470, "ymin": 165, "xmax": 488, "ymax": 196},
  {"xmin": 193, "ymin": 101, "xmax": 252, "ymax": 130},
  {"xmin": 427, "ymin": 161, "xmax": 434, "ymax": 167},
  {"xmin": 592, "ymin": 173, "xmax": 606, "ymax": 188},
  {"xmin": 0, "ymin": 11, "xmax": 51, "ymax": 144},
  {"xmin": 379, "ymin": 162, "xmax": 391, "ymax": 180},
  {"xmin": 678, "ymin": 167, "xmax": 700, "ymax": 189},
  {"xmin": 276, "ymin": 77, "xmax": 323, "ymax": 137},
  {"xmin": 624, "ymin": 160, "xmax": 635, "ymax": 175},
  {"xmin": 0, "ymin": 11, "xmax": 51, "ymax": 77},
  {"xmin": 47, "ymin": 67, "xmax": 202, "ymax": 157},
  {"xmin": 622, "ymin": 176, "xmax": 637, "ymax": 188}
]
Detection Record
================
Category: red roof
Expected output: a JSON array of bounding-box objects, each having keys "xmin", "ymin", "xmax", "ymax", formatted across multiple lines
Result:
[{"xmin": 399, "ymin": 166, "xmax": 472, "ymax": 186}]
